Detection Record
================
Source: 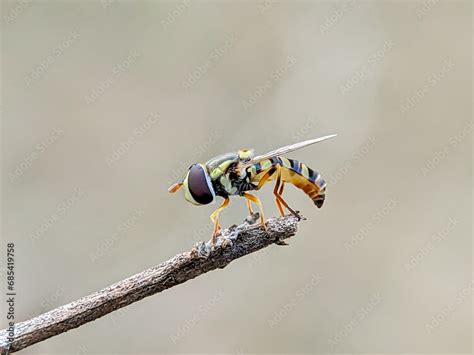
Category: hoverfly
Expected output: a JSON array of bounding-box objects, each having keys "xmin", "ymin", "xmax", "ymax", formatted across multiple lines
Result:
[{"xmin": 168, "ymin": 134, "xmax": 337, "ymax": 243}]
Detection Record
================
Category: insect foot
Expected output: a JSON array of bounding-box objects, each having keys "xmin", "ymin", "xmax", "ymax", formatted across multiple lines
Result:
[
  {"xmin": 207, "ymin": 227, "xmax": 237, "ymax": 252},
  {"xmin": 191, "ymin": 241, "xmax": 211, "ymax": 259},
  {"xmin": 292, "ymin": 210, "xmax": 306, "ymax": 221},
  {"xmin": 244, "ymin": 212, "xmax": 260, "ymax": 225}
]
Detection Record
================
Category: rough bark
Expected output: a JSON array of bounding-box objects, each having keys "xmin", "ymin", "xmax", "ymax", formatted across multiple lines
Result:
[{"xmin": 0, "ymin": 214, "xmax": 299, "ymax": 354}]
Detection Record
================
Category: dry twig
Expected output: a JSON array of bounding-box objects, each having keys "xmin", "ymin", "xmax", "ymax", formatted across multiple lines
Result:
[{"xmin": 0, "ymin": 214, "xmax": 299, "ymax": 354}]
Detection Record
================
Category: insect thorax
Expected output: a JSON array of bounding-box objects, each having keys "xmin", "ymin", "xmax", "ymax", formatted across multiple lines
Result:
[{"xmin": 210, "ymin": 162, "xmax": 256, "ymax": 197}]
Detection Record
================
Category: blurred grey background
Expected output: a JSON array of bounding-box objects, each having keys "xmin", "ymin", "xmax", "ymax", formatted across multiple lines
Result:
[{"xmin": 1, "ymin": 0, "xmax": 472, "ymax": 354}]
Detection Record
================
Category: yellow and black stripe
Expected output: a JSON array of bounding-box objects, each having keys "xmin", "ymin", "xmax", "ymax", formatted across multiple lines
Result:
[{"xmin": 251, "ymin": 157, "xmax": 326, "ymax": 208}]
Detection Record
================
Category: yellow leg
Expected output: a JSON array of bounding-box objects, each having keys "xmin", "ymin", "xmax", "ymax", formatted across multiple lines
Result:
[
  {"xmin": 277, "ymin": 183, "xmax": 285, "ymax": 215},
  {"xmin": 275, "ymin": 188, "xmax": 300, "ymax": 219},
  {"xmin": 251, "ymin": 165, "xmax": 291, "ymax": 218},
  {"xmin": 272, "ymin": 165, "xmax": 300, "ymax": 219},
  {"xmin": 246, "ymin": 199, "xmax": 254, "ymax": 215},
  {"xmin": 278, "ymin": 181, "xmax": 285, "ymax": 195},
  {"xmin": 273, "ymin": 169, "xmax": 285, "ymax": 216},
  {"xmin": 254, "ymin": 167, "xmax": 276, "ymax": 190},
  {"xmin": 210, "ymin": 197, "xmax": 230, "ymax": 243},
  {"xmin": 243, "ymin": 192, "xmax": 266, "ymax": 229},
  {"xmin": 275, "ymin": 193, "xmax": 299, "ymax": 217}
]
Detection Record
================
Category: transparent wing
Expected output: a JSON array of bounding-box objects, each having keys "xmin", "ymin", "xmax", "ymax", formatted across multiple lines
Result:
[
  {"xmin": 205, "ymin": 152, "xmax": 239, "ymax": 171},
  {"xmin": 240, "ymin": 134, "xmax": 337, "ymax": 169}
]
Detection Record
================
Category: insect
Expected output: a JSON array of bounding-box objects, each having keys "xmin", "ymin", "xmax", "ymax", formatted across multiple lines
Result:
[{"xmin": 168, "ymin": 134, "xmax": 337, "ymax": 243}]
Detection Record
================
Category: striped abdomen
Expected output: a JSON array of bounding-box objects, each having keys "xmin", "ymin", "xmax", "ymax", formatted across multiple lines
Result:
[{"xmin": 250, "ymin": 157, "xmax": 327, "ymax": 208}]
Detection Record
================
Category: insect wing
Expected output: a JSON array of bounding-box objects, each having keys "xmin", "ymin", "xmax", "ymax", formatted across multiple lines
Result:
[
  {"xmin": 205, "ymin": 152, "xmax": 239, "ymax": 171},
  {"xmin": 241, "ymin": 134, "xmax": 337, "ymax": 169}
]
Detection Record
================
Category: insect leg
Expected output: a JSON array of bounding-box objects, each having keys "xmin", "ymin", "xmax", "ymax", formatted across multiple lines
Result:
[
  {"xmin": 247, "ymin": 167, "xmax": 275, "ymax": 217},
  {"xmin": 278, "ymin": 181, "xmax": 284, "ymax": 195},
  {"xmin": 273, "ymin": 167, "xmax": 285, "ymax": 216},
  {"xmin": 254, "ymin": 167, "xmax": 276, "ymax": 190},
  {"xmin": 273, "ymin": 167, "xmax": 301, "ymax": 219},
  {"xmin": 243, "ymin": 192, "xmax": 266, "ymax": 230},
  {"xmin": 275, "ymin": 193, "xmax": 300, "ymax": 219},
  {"xmin": 276, "ymin": 182, "xmax": 286, "ymax": 215},
  {"xmin": 246, "ymin": 199, "xmax": 254, "ymax": 215},
  {"xmin": 209, "ymin": 197, "xmax": 230, "ymax": 244}
]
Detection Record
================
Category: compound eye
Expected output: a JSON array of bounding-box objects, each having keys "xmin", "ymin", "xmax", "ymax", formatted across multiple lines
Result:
[{"xmin": 187, "ymin": 165, "xmax": 214, "ymax": 205}]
